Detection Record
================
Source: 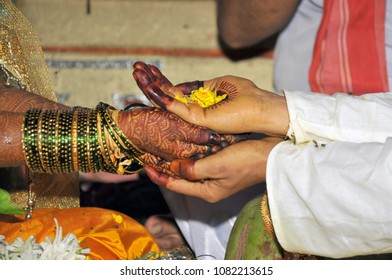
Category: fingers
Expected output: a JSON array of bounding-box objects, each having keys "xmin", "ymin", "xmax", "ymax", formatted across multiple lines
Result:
[
  {"xmin": 144, "ymin": 165, "xmax": 222, "ymax": 202},
  {"xmin": 144, "ymin": 165, "xmax": 171, "ymax": 186},
  {"xmin": 133, "ymin": 61, "xmax": 154, "ymax": 76},
  {"xmin": 133, "ymin": 69, "xmax": 165, "ymax": 108},
  {"xmin": 148, "ymin": 64, "xmax": 174, "ymax": 92},
  {"xmin": 169, "ymin": 158, "xmax": 198, "ymax": 181},
  {"xmin": 132, "ymin": 69, "xmax": 152, "ymax": 96},
  {"xmin": 168, "ymin": 140, "xmax": 248, "ymax": 181},
  {"xmin": 169, "ymin": 153, "xmax": 228, "ymax": 182},
  {"xmin": 221, "ymin": 133, "xmax": 249, "ymax": 145},
  {"xmin": 175, "ymin": 81, "xmax": 204, "ymax": 95},
  {"xmin": 167, "ymin": 140, "xmax": 223, "ymax": 161},
  {"xmin": 139, "ymin": 153, "xmax": 176, "ymax": 177},
  {"xmin": 133, "ymin": 62, "xmax": 184, "ymax": 108},
  {"xmin": 146, "ymin": 153, "xmax": 219, "ymax": 183},
  {"xmin": 145, "ymin": 84, "xmax": 175, "ymax": 109},
  {"xmin": 179, "ymin": 123, "xmax": 245, "ymax": 152},
  {"xmin": 184, "ymin": 134, "xmax": 246, "ymax": 157},
  {"xmin": 133, "ymin": 61, "xmax": 176, "ymax": 93},
  {"xmin": 134, "ymin": 61, "xmax": 204, "ymax": 95},
  {"xmin": 133, "ymin": 61, "xmax": 211, "ymax": 127},
  {"xmin": 145, "ymin": 84, "xmax": 205, "ymax": 124},
  {"xmin": 182, "ymin": 124, "xmax": 221, "ymax": 146},
  {"xmin": 181, "ymin": 132, "xmax": 246, "ymax": 152}
]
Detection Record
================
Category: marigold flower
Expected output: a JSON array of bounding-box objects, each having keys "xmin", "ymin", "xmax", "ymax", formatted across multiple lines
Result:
[{"xmin": 175, "ymin": 87, "xmax": 227, "ymax": 108}]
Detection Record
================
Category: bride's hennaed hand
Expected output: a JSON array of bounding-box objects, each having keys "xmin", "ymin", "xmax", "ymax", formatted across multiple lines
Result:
[{"xmin": 117, "ymin": 106, "xmax": 246, "ymax": 176}]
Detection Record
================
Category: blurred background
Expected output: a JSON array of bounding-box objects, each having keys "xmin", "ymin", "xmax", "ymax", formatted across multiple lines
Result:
[{"xmin": 14, "ymin": 0, "xmax": 275, "ymax": 224}]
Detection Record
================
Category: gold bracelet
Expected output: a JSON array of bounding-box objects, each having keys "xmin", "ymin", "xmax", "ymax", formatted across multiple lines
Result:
[
  {"xmin": 53, "ymin": 110, "xmax": 61, "ymax": 172},
  {"xmin": 260, "ymin": 192, "xmax": 275, "ymax": 239},
  {"xmin": 71, "ymin": 109, "xmax": 79, "ymax": 172},
  {"xmin": 96, "ymin": 102, "xmax": 144, "ymax": 175},
  {"xmin": 22, "ymin": 109, "xmax": 44, "ymax": 172},
  {"xmin": 36, "ymin": 110, "xmax": 45, "ymax": 171},
  {"xmin": 76, "ymin": 108, "xmax": 89, "ymax": 173},
  {"xmin": 88, "ymin": 109, "xmax": 102, "ymax": 172},
  {"xmin": 41, "ymin": 110, "xmax": 57, "ymax": 173}
]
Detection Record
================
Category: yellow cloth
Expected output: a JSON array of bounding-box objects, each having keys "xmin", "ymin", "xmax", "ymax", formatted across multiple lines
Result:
[{"xmin": 0, "ymin": 207, "xmax": 159, "ymax": 260}]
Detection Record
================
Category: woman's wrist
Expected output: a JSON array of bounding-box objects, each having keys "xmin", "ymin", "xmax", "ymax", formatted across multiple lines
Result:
[
  {"xmin": 117, "ymin": 108, "xmax": 145, "ymax": 155},
  {"xmin": 117, "ymin": 109, "xmax": 137, "ymax": 145}
]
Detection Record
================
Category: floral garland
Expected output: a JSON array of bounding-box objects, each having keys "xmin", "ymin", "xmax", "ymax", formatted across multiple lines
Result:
[{"xmin": 0, "ymin": 218, "xmax": 90, "ymax": 260}]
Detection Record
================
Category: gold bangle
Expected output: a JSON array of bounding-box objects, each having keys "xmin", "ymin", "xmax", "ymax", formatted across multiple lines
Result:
[
  {"xmin": 53, "ymin": 110, "xmax": 61, "ymax": 173},
  {"xmin": 85, "ymin": 109, "xmax": 92, "ymax": 172},
  {"xmin": 36, "ymin": 110, "xmax": 45, "ymax": 170},
  {"xmin": 41, "ymin": 110, "xmax": 57, "ymax": 173},
  {"xmin": 88, "ymin": 109, "xmax": 102, "ymax": 172},
  {"xmin": 96, "ymin": 102, "xmax": 144, "ymax": 174},
  {"xmin": 96, "ymin": 113, "xmax": 117, "ymax": 173},
  {"xmin": 71, "ymin": 109, "xmax": 79, "ymax": 172},
  {"xmin": 76, "ymin": 108, "xmax": 88, "ymax": 173},
  {"xmin": 260, "ymin": 192, "xmax": 275, "ymax": 239},
  {"xmin": 23, "ymin": 109, "xmax": 43, "ymax": 172}
]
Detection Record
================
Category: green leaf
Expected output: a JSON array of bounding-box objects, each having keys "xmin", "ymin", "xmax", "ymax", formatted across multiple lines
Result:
[{"xmin": 0, "ymin": 188, "xmax": 26, "ymax": 215}]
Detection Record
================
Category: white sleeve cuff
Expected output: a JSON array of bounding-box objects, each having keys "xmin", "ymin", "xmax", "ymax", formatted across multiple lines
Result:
[{"xmin": 283, "ymin": 90, "xmax": 392, "ymax": 144}]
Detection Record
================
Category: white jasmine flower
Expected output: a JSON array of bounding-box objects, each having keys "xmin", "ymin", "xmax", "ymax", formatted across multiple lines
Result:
[
  {"xmin": 6, "ymin": 236, "xmax": 41, "ymax": 260},
  {"xmin": 40, "ymin": 219, "xmax": 89, "ymax": 260},
  {"xmin": 0, "ymin": 235, "xmax": 8, "ymax": 259},
  {"xmin": 0, "ymin": 218, "xmax": 90, "ymax": 260}
]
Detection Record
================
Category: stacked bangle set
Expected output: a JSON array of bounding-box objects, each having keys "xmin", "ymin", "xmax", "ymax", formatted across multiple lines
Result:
[{"xmin": 22, "ymin": 103, "xmax": 144, "ymax": 175}]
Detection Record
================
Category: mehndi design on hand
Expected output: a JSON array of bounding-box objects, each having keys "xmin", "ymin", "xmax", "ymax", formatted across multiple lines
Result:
[
  {"xmin": 133, "ymin": 61, "xmax": 239, "ymax": 110},
  {"xmin": 118, "ymin": 106, "xmax": 243, "ymax": 162}
]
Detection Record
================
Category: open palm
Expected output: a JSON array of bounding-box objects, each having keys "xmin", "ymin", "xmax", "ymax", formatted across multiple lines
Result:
[{"xmin": 132, "ymin": 61, "xmax": 276, "ymax": 134}]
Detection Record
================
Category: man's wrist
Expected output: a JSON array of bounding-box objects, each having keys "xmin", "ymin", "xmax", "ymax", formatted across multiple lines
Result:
[{"xmin": 256, "ymin": 90, "xmax": 289, "ymax": 136}]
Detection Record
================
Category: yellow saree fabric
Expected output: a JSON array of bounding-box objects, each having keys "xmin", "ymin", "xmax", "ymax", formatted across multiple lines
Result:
[{"xmin": 0, "ymin": 207, "xmax": 159, "ymax": 260}]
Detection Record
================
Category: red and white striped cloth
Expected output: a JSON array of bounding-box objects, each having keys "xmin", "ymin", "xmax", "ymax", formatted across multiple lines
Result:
[{"xmin": 309, "ymin": 0, "xmax": 389, "ymax": 95}]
